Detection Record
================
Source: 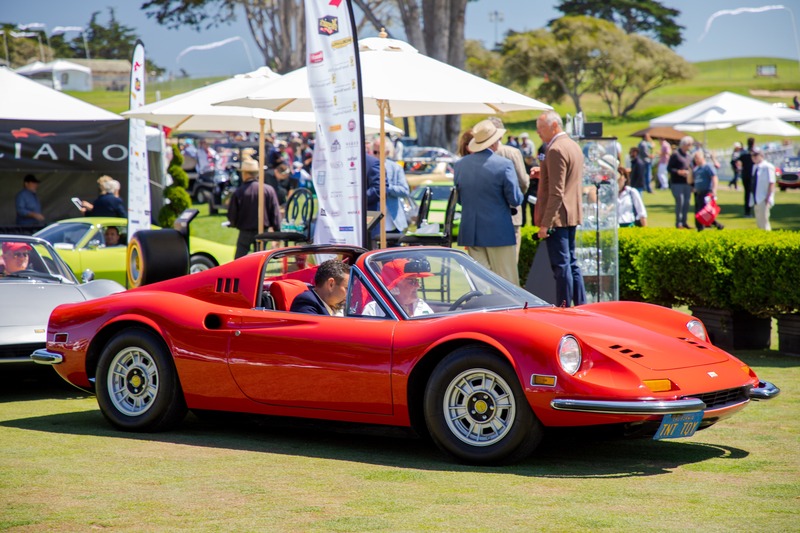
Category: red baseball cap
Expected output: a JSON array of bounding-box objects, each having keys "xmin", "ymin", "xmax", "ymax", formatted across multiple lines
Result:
[
  {"xmin": 2, "ymin": 242, "xmax": 32, "ymax": 254},
  {"xmin": 380, "ymin": 258, "xmax": 433, "ymax": 290}
]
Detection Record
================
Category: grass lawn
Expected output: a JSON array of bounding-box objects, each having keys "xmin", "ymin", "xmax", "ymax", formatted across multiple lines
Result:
[{"xmin": 1, "ymin": 352, "xmax": 796, "ymax": 531}]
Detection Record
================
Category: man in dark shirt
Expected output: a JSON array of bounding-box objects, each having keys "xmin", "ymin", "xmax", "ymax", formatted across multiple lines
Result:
[
  {"xmin": 739, "ymin": 137, "xmax": 756, "ymax": 217},
  {"xmin": 290, "ymin": 259, "xmax": 350, "ymax": 316},
  {"xmin": 227, "ymin": 159, "xmax": 281, "ymax": 258}
]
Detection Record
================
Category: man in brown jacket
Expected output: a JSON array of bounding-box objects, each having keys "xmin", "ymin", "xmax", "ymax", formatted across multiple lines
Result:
[{"xmin": 533, "ymin": 110, "xmax": 586, "ymax": 307}]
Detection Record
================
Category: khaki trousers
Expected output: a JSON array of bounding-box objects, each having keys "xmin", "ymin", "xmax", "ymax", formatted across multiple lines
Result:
[{"xmin": 467, "ymin": 245, "xmax": 519, "ymax": 286}]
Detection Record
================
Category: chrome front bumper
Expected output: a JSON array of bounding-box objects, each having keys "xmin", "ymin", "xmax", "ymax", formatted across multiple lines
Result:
[
  {"xmin": 749, "ymin": 381, "xmax": 780, "ymax": 400},
  {"xmin": 550, "ymin": 398, "xmax": 706, "ymax": 415},
  {"xmin": 31, "ymin": 349, "xmax": 63, "ymax": 365},
  {"xmin": 551, "ymin": 380, "xmax": 780, "ymax": 415}
]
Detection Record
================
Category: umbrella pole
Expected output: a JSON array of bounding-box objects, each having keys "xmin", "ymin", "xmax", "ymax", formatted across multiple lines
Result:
[
  {"xmin": 379, "ymin": 100, "xmax": 388, "ymax": 249},
  {"xmin": 258, "ymin": 118, "xmax": 265, "ymax": 235}
]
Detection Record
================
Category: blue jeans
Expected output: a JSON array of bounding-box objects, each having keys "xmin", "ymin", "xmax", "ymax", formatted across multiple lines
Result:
[
  {"xmin": 545, "ymin": 226, "xmax": 586, "ymax": 307},
  {"xmin": 643, "ymin": 162, "xmax": 653, "ymax": 192},
  {"xmin": 671, "ymin": 183, "xmax": 692, "ymax": 228}
]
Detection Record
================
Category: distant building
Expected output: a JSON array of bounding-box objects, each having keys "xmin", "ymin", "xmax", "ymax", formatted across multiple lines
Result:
[{"xmin": 69, "ymin": 58, "xmax": 131, "ymax": 91}]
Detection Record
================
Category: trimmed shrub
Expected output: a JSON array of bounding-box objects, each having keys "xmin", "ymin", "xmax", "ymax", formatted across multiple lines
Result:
[{"xmin": 158, "ymin": 145, "xmax": 192, "ymax": 228}]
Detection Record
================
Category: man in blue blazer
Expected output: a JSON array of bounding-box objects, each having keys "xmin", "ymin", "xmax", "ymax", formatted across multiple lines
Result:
[
  {"xmin": 454, "ymin": 119, "xmax": 523, "ymax": 285},
  {"xmin": 290, "ymin": 259, "xmax": 351, "ymax": 315}
]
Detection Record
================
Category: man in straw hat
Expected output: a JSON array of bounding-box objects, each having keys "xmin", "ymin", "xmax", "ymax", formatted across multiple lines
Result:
[
  {"xmin": 533, "ymin": 110, "xmax": 586, "ymax": 307},
  {"xmin": 454, "ymin": 119, "xmax": 523, "ymax": 285},
  {"xmin": 227, "ymin": 159, "xmax": 281, "ymax": 258}
]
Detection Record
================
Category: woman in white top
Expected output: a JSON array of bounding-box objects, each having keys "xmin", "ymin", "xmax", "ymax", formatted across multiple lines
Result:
[{"xmin": 617, "ymin": 167, "xmax": 648, "ymax": 227}]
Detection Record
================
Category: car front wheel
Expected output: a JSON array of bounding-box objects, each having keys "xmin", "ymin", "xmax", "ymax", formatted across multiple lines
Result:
[
  {"xmin": 96, "ymin": 328, "xmax": 187, "ymax": 432},
  {"xmin": 424, "ymin": 346, "xmax": 542, "ymax": 465}
]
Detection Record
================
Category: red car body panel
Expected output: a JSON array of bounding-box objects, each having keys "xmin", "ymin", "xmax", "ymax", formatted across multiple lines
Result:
[{"xmin": 41, "ymin": 245, "xmax": 771, "ymax": 433}]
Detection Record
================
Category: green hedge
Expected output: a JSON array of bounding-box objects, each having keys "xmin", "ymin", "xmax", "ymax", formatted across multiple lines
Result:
[{"xmin": 518, "ymin": 227, "xmax": 800, "ymax": 317}]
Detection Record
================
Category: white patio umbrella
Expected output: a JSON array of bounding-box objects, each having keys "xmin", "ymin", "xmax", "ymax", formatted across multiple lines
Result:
[
  {"xmin": 216, "ymin": 34, "xmax": 552, "ymax": 247},
  {"xmin": 736, "ymin": 116, "xmax": 800, "ymax": 136},
  {"xmin": 122, "ymin": 67, "xmax": 399, "ymax": 232}
]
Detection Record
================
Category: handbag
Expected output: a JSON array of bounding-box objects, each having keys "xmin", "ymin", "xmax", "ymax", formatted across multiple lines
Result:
[{"xmin": 695, "ymin": 194, "xmax": 721, "ymax": 227}]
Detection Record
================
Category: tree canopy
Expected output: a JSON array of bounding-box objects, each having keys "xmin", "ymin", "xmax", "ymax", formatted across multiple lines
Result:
[
  {"xmin": 501, "ymin": 16, "xmax": 691, "ymax": 118},
  {"xmin": 555, "ymin": 0, "xmax": 684, "ymax": 47}
]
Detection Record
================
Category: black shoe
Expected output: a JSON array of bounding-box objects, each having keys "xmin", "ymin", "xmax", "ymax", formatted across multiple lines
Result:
[{"xmin": 716, "ymin": 222, "xmax": 724, "ymax": 230}]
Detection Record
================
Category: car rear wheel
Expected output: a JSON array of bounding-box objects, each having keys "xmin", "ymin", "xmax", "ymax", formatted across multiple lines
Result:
[
  {"xmin": 424, "ymin": 346, "xmax": 542, "ymax": 465},
  {"xmin": 96, "ymin": 328, "xmax": 187, "ymax": 432}
]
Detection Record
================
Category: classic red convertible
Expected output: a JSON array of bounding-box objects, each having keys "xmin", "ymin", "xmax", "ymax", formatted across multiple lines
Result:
[{"xmin": 33, "ymin": 245, "xmax": 779, "ymax": 464}]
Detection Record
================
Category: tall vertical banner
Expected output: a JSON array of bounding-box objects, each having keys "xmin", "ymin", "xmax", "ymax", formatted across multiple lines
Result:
[
  {"xmin": 127, "ymin": 40, "xmax": 151, "ymax": 238},
  {"xmin": 305, "ymin": 0, "xmax": 366, "ymax": 246}
]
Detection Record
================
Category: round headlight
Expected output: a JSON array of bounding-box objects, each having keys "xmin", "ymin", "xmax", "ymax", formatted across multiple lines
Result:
[
  {"xmin": 687, "ymin": 319, "xmax": 708, "ymax": 342},
  {"xmin": 558, "ymin": 335, "xmax": 582, "ymax": 375}
]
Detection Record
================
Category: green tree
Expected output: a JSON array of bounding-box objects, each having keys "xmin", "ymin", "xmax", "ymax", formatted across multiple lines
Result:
[
  {"xmin": 555, "ymin": 0, "xmax": 684, "ymax": 47},
  {"xmin": 502, "ymin": 16, "xmax": 623, "ymax": 115},
  {"xmin": 593, "ymin": 34, "xmax": 693, "ymax": 117},
  {"xmin": 464, "ymin": 39, "xmax": 502, "ymax": 83},
  {"xmin": 158, "ymin": 145, "xmax": 192, "ymax": 228},
  {"xmin": 79, "ymin": 9, "xmax": 164, "ymax": 75}
]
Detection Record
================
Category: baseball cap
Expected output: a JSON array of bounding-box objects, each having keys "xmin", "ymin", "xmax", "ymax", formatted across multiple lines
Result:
[
  {"xmin": 3, "ymin": 242, "xmax": 32, "ymax": 254},
  {"xmin": 24, "ymin": 174, "xmax": 40, "ymax": 183},
  {"xmin": 380, "ymin": 258, "xmax": 433, "ymax": 290}
]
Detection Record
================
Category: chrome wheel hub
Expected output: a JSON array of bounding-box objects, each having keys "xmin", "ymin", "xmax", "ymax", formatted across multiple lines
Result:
[
  {"xmin": 107, "ymin": 347, "xmax": 159, "ymax": 416},
  {"xmin": 443, "ymin": 369, "xmax": 516, "ymax": 447}
]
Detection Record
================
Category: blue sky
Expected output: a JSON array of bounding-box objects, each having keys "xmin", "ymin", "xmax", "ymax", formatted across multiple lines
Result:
[{"xmin": 2, "ymin": 1, "xmax": 798, "ymax": 77}]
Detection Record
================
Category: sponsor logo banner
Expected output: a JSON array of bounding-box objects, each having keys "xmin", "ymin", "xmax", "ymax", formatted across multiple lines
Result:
[{"xmin": 306, "ymin": 0, "xmax": 364, "ymax": 246}]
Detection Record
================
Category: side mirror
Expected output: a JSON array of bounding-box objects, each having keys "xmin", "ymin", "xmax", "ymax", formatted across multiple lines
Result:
[
  {"xmin": 87, "ymin": 239, "xmax": 101, "ymax": 249},
  {"xmin": 81, "ymin": 269, "xmax": 95, "ymax": 283}
]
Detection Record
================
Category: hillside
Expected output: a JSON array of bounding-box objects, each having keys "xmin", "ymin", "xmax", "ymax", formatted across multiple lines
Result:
[{"xmin": 65, "ymin": 57, "xmax": 800, "ymax": 151}]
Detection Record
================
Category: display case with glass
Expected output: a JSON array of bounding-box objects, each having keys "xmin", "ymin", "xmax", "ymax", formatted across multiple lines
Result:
[{"xmin": 577, "ymin": 137, "xmax": 619, "ymax": 303}]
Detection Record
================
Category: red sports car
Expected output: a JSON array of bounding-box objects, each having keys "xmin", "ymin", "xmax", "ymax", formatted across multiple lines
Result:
[{"xmin": 33, "ymin": 245, "xmax": 779, "ymax": 464}]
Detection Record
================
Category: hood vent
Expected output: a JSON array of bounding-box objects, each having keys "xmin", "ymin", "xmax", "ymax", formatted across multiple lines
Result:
[
  {"xmin": 215, "ymin": 277, "xmax": 240, "ymax": 294},
  {"xmin": 609, "ymin": 344, "xmax": 644, "ymax": 359}
]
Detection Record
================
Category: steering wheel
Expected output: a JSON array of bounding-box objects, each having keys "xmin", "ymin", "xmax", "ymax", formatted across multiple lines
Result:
[{"xmin": 448, "ymin": 290, "xmax": 483, "ymax": 311}]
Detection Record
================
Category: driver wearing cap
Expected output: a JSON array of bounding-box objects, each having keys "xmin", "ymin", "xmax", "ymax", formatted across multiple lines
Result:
[
  {"xmin": 1, "ymin": 242, "xmax": 32, "ymax": 275},
  {"xmin": 363, "ymin": 258, "xmax": 434, "ymax": 317}
]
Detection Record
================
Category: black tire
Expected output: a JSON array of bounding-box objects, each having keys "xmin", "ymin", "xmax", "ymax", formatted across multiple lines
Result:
[
  {"xmin": 95, "ymin": 328, "xmax": 187, "ymax": 432},
  {"xmin": 424, "ymin": 346, "xmax": 543, "ymax": 465},
  {"xmin": 189, "ymin": 254, "xmax": 216, "ymax": 274},
  {"xmin": 127, "ymin": 229, "xmax": 189, "ymax": 287}
]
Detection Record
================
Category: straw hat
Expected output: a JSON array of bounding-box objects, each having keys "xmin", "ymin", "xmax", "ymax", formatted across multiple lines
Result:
[
  {"xmin": 468, "ymin": 120, "xmax": 506, "ymax": 152},
  {"xmin": 241, "ymin": 159, "xmax": 260, "ymax": 173}
]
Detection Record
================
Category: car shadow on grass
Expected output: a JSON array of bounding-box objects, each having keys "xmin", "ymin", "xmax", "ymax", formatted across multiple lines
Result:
[{"xmin": 1, "ymin": 399, "xmax": 749, "ymax": 478}]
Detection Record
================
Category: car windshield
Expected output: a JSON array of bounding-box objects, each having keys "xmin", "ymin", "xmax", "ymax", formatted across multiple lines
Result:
[
  {"xmin": 0, "ymin": 237, "xmax": 78, "ymax": 283},
  {"xmin": 35, "ymin": 222, "xmax": 92, "ymax": 247},
  {"xmin": 352, "ymin": 248, "xmax": 548, "ymax": 318}
]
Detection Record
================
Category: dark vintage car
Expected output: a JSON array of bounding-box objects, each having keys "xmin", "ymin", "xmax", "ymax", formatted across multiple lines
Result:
[
  {"xmin": 0, "ymin": 235, "xmax": 124, "ymax": 365},
  {"xmin": 33, "ymin": 245, "xmax": 779, "ymax": 464},
  {"xmin": 776, "ymin": 156, "xmax": 800, "ymax": 190}
]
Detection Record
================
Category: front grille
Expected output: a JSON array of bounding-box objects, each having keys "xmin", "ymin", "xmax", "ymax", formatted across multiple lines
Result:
[
  {"xmin": 682, "ymin": 387, "xmax": 749, "ymax": 410},
  {"xmin": 1, "ymin": 342, "xmax": 43, "ymax": 362}
]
